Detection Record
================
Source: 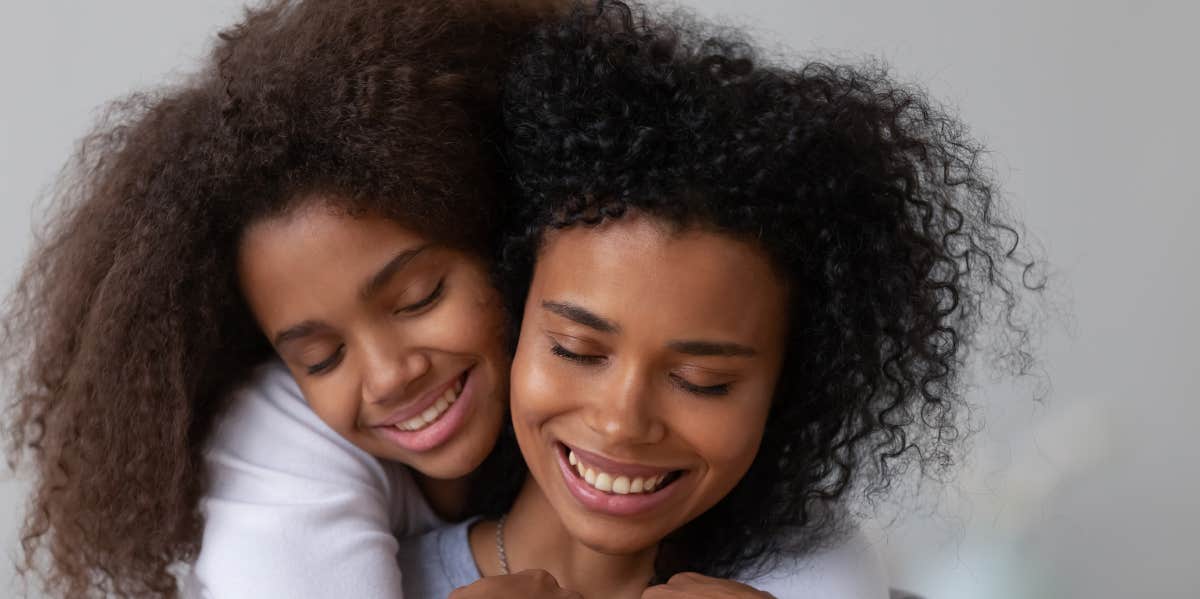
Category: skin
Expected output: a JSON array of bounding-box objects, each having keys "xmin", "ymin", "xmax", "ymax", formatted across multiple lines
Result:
[
  {"xmin": 450, "ymin": 570, "xmax": 582, "ymax": 599},
  {"xmin": 237, "ymin": 197, "xmax": 510, "ymax": 499},
  {"xmin": 465, "ymin": 214, "xmax": 789, "ymax": 599}
]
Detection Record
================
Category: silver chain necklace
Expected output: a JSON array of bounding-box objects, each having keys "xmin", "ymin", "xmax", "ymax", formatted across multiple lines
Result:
[{"xmin": 495, "ymin": 513, "xmax": 511, "ymax": 575}]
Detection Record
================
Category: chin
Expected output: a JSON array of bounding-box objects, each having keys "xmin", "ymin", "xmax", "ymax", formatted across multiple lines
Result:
[
  {"xmin": 424, "ymin": 437, "xmax": 494, "ymax": 479},
  {"xmin": 566, "ymin": 518, "xmax": 665, "ymax": 556},
  {"xmin": 417, "ymin": 462, "xmax": 469, "ymax": 480}
]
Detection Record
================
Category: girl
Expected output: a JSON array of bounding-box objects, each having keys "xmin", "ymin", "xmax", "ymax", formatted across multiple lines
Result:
[
  {"xmin": 395, "ymin": 1, "xmax": 1039, "ymax": 597},
  {"xmin": 2, "ymin": 0, "xmax": 557, "ymax": 596}
]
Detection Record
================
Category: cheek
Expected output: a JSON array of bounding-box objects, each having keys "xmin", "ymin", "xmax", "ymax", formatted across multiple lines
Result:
[
  {"xmin": 418, "ymin": 286, "xmax": 507, "ymax": 355},
  {"xmin": 461, "ymin": 283, "xmax": 508, "ymax": 348},
  {"xmin": 677, "ymin": 391, "xmax": 773, "ymax": 474},
  {"xmin": 296, "ymin": 376, "xmax": 361, "ymax": 433},
  {"xmin": 705, "ymin": 416, "xmax": 765, "ymax": 468},
  {"xmin": 510, "ymin": 339, "xmax": 559, "ymax": 428}
]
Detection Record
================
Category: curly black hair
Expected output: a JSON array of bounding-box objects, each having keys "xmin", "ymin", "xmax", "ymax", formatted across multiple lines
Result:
[{"xmin": 494, "ymin": 0, "xmax": 1042, "ymax": 581}]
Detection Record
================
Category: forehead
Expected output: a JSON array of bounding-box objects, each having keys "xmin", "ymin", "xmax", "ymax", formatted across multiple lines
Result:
[
  {"xmin": 237, "ymin": 202, "xmax": 429, "ymax": 326},
  {"xmin": 532, "ymin": 216, "xmax": 788, "ymax": 339},
  {"xmin": 241, "ymin": 202, "xmax": 423, "ymax": 276},
  {"xmin": 242, "ymin": 197, "xmax": 418, "ymax": 248}
]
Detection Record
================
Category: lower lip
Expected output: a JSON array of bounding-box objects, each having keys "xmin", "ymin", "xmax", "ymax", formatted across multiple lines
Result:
[
  {"xmin": 555, "ymin": 444, "xmax": 684, "ymax": 517},
  {"xmin": 373, "ymin": 368, "xmax": 476, "ymax": 453}
]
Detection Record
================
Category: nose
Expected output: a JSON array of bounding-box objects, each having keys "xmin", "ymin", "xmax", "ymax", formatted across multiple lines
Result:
[
  {"xmin": 359, "ymin": 333, "xmax": 431, "ymax": 406},
  {"xmin": 582, "ymin": 361, "xmax": 666, "ymax": 445}
]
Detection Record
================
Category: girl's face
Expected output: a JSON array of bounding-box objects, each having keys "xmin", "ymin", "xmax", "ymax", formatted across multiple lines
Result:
[
  {"xmin": 238, "ymin": 199, "xmax": 509, "ymax": 479},
  {"xmin": 510, "ymin": 214, "xmax": 789, "ymax": 555}
]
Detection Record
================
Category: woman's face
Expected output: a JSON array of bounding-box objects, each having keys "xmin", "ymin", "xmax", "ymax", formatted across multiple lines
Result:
[
  {"xmin": 238, "ymin": 198, "xmax": 509, "ymax": 479},
  {"xmin": 510, "ymin": 214, "xmax": 788, "ymax": 555}
]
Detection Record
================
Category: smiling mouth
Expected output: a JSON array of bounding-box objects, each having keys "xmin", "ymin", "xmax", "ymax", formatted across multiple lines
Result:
[
  {"xmin": 558, "ymin": 442, "xmax": 683, "ymax": 496},
  {"xmin": 391, "ymin": 370, "xmax": 467, "ymax": 432}
]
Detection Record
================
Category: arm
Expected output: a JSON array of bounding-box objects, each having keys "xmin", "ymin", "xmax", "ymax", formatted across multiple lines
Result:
[{"xmin": 186, "ymin": 360, "xmax": 435, "ymax": 599}]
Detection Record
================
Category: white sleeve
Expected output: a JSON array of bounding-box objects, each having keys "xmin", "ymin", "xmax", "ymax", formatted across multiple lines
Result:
[
  {"xmin": 738, "ymin": 527, "xmax": 891, "ymax": 599},
  {"xmin": 185, "ymin": 360, "xmax": 438, "ymax": 599}
]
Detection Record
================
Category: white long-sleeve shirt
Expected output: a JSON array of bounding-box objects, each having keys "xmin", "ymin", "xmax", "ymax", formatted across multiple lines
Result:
[{"xmin": 185, "ymin": 359, "xmax": 889, "ymax": 598}]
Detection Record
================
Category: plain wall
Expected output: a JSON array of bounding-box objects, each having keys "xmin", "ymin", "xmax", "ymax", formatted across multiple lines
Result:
[{"xmin": 2, "ymin": 1, "xmax": 1197, "ymax": 597}]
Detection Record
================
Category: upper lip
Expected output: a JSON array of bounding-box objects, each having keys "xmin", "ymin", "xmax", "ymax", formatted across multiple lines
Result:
[
  {"xmin": 561, "ymin": 442, "xmax": 679, "ymax": 478},
  {"xmin": 374, "ymin": 369, "xmax": 466, "ymax": 427}
]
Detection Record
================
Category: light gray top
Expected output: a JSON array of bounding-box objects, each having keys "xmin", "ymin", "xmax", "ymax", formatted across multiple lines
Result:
[
  {"xmin": 395, "ymin": 518, "xmax": 891, "ymax": 599},
  {"xmin": 396, "ymin": 517, "xmax": 483, "ymax": 598}
]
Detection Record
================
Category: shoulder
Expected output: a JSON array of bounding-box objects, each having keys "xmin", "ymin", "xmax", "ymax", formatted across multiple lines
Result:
[
  {"xmin": 738, "ymin": 526, "xmax": 890, "ymax": 599},
  {"xmin": 396, "ymin": 518, "xmax": 483, "ymax": 597},
  {"xmin": 205, "ymin": 359, "xmax": 395, "ymax": 499},
  {"xmin": 190, "ymin": 360, "xmax": 438, "ymax": 598},
  {"xmin": 203, "ymin": 358, "xmax": 438, "ymax": 527}
]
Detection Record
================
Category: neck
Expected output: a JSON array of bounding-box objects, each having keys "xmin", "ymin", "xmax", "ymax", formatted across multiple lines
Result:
[
  {"xmin": 470, "ymin": 477, "xmax": 657, "ymax": 599},
  {"xmin": 413, "ymin": 472, "xmax": 471, "ymax": 522}
]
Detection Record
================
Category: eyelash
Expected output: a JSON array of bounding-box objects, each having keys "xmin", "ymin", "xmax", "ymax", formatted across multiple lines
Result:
[
  {"xmin": 670, "ymin": 374, "xmax": 730, "ymax": 397},
  {"xmin": 395, "ymin": 278, "xmax": 445, "ymax": 314},
  {"xmin": 550, "ymin": 343, "xmax": 604, "ymax": 365},
  {"xmin": 307, "ymin": 344, "xmax": 345, "ymax": 375},
  {"xmin": 306, "ymin": 278, "xmax": 446, "ymax": 376},
  {"xmin": 549, "ymin": 342, "xmax": 732, "ymax": 396}
]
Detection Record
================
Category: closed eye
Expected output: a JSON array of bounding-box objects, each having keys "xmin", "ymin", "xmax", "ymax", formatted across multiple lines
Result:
[
  {"xmin": 396, "ymin": 278, "xmax": 445, "ymax": 314},
  {"xmin": 307, "ymin": 344, "xmax": 346, "ymax": 376},
  {"xmin": 669, "ymin": 373, "xmax": 730, "ymax": 396},
  {"xmin": 550, "ymin": 342, "xmax": 605, "ymax": 365}
]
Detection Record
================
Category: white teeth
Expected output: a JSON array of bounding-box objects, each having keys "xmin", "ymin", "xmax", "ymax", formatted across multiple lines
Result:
[
  {"xmin": 421, "ymin": 406, "xmax": 439, "ymax": 423},
  {"xmin": 393, "ymin": 382, "xmax": 460, "ymax": 432},
  {"xmin": 594, "ymin": 472, "xmax": 613, "ymax": 492},
  {"xmin": 567, "ymin": 450, "xmax": 671, "ymax": 495},
  {"xmin": 454, "ymin": 377, "xmax": 464, "ymax": 394},
  {"xmin": 612, "ymin": 476, "xmax": 630, "ymax": 494}
]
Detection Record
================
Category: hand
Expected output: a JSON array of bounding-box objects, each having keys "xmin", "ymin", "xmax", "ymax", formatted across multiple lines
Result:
[
  {"xmin": 448, "ymin": 569, "xmax": 582, "ymax": 599},
  {"xmin": 642, "ymin": 572, "xmax": 775, "ymax": 598}
]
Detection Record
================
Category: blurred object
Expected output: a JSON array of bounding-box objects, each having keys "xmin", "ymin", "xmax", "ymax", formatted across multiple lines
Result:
[{"xmin": 867, "ymin": 381, "xmax": 1117, "ymax": 599}]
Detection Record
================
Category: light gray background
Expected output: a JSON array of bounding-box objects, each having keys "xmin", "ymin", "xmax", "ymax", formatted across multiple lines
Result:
[{"xmin": 2, "ymin": 1, "xmax": 1197, "ymax": 597}]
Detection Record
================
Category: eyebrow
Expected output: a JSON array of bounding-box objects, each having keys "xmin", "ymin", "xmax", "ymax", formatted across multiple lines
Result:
[
  {"xmin": 274, "ymin": 320, "xmax": 325, "ymax": 347},
  {"xmin": 541, "ymin": 301, "xmax": 620, "ymax": 333},
  {"xmin": 539, "ymin": 301, "xmax": 756, "ymax": 356},
  {"xmin": 359, "ymin": 244, "xmax": 430, "ymax": 301},
  {"xmin": 667, "ymin": 340, "xmax": 757, "ymax": 357}
]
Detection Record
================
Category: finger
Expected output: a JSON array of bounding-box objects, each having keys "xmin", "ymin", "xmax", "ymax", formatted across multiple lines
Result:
[
  {"xmin": 642, "ymin": 585, "xmax": 687, "ymax": 598},
  {"xmin": 666, "ymin": 571, "xmax": 709, "ymax": 585},
  {"xmin": 514, "ymin": 568, "xmax": 562, "ymax": 587}
]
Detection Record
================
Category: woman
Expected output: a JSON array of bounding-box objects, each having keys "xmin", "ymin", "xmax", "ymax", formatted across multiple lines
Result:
[{"xmin": 395, "ymin": 1, "xmax": 1039, "ymax": 597}]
